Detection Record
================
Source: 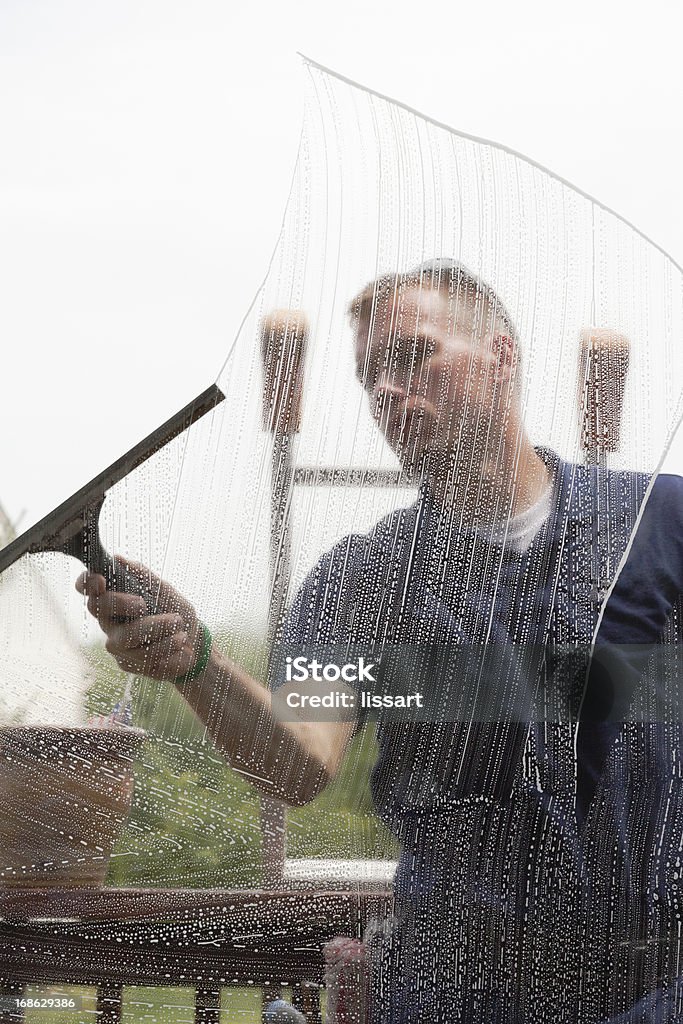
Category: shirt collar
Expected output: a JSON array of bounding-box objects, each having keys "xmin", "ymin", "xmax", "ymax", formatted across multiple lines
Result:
[{"xmin": 415, "ymin": 446, "xmax": 578, "ymax": 537}]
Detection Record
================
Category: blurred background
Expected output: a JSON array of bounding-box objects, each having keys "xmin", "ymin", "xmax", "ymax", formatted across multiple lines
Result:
[{"xmin": 1, "ymin": 0, "xmax": 682, "ymax": 537}]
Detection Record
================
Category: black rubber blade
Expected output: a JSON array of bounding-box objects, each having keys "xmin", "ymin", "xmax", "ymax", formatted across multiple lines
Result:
[{"xmin": 0, "ymin": 383, "xmax": 225, "ymax": 577}]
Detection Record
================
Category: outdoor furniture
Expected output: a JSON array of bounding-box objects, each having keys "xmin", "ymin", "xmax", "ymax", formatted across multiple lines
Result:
[{"xmin": 0, "ymin": 885, "xmax": 392, "ymax": 1023}]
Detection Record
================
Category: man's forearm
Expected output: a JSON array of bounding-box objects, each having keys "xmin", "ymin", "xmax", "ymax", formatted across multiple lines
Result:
[{"xmin": 173, "ymin": 647, "xmax": 349, "ymax": 806}]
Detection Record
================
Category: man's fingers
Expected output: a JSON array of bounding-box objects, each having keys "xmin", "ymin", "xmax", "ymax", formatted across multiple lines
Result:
[
  {"xmin": 76, "ymin": 572, "xmax": 106, "ymax": 597},
  {"xmin": 77, "ymin": 572, "xmax": 146, "ymax": 622},
  {"xmin": 117, "ymin": 614, "xmax": 186, "ymax": 650},
  {"xmin": 110, "ymin": 555, "xmax": 163, "ymax": 591},
  {"xmin": 86, "ymin": 589, "xmax": 149, "ymax": 625},
  {"xmin": 75, "ymin": 559, "xmax": 199, "ymax": 684},
  {"xmin": 76, "ymin": 571, "xmax": 149, "ymax": 619},
  {"xmin": 107, "ymin": 632, "xmax": 195, "ymax": 679}
]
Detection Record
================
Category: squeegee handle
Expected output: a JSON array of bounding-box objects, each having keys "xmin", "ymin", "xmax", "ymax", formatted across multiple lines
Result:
[
  {"xmin": 78, "ymin": 508, "xmax": 160, "ymax": 621},
  {"xmin": 98, "ymin": 555, "xmax": 160, "ymax": 620}
]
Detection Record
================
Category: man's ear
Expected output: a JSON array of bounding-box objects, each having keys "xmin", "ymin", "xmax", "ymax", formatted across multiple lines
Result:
[{"xmin": 493, "ymin": 334, "xmax": 517, "ymax": 380}]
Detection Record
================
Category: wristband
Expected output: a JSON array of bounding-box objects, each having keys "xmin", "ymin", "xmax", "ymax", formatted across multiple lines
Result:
[{"xmin": 174, "ymin": 623, "xmax": 213, "ymax": 685}]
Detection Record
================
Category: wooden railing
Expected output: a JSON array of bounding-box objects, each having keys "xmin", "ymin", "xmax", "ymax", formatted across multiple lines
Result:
[{"xmin": 0, "ymin": 886, "xmax": 392, "ymax": 1023}]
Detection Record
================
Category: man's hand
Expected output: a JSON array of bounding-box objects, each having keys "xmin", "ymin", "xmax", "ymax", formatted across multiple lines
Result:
[
  {"xmin": 76, "ymin": 557, "xmax": 202, "ymax": 681},
  {"xmin": 77, "ymin": 558, "xmax": 354, "ymax": 806}
]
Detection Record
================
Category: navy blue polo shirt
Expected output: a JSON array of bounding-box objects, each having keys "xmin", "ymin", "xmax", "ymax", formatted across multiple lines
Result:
[
  {"xmin": 280, "ymin": 452, "xmax": 683, "ymax": 1021},
  {"xmin": 281, "ymin": 449, "xmax": 683, "ymax": 841}
]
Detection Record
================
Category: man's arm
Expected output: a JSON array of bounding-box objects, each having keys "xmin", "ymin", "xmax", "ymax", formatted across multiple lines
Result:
[
  {"xmin": 77, "ymin": 562, "xmax": 356, "ymax": 807},
  {"xmin": 176, "ymin": 648, "xmax": 356, "ymax": 805}
]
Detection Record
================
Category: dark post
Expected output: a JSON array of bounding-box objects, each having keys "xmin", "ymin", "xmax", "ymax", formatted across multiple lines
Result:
[
  {"xmin": 578, "ymin": 328, "xmax": 630, "ymax": 466},
  {"xmin": 259, "ymin": 308, "xmax": 310, "ymax": 882}
]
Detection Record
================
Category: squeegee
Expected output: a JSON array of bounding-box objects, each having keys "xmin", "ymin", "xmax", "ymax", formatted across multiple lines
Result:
[{"xmin": 0, "ymin": 384, "xmax": 225, "ymax": 607}]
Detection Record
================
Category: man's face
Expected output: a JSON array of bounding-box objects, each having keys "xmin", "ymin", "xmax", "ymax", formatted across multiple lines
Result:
[{"xmin": 353, "ymin": 285, "xmax": 517, "ymax": 473}]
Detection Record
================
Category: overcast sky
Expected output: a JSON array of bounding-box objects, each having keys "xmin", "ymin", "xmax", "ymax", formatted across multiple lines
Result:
[{"xmin": 1, "ymin": 0, "xmax": 682, "ymax": 531}]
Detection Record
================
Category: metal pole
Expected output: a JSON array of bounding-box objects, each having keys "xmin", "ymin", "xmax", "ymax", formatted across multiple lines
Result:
[
  {"xmin": 259, "ymin": 309, "xmax": 310, "ymax": 884},
  {"xmin": 578, "ymin": 328, "xmax": 630, "ymax": 466}
]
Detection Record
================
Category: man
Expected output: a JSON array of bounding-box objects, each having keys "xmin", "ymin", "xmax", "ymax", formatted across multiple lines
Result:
[{"xmin": 79, "ymin": 260, "xmax": 683, "ymax": 1022}]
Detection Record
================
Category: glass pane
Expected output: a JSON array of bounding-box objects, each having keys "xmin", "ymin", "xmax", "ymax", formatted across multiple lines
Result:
[{"xmin": 3, "ymin": 58, "xmax": 683, "ymax": 1023}]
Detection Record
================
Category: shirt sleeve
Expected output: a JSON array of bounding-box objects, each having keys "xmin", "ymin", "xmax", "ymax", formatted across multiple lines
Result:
[
  {"xmin": 577, "ymin": 472, "xmax": 683, "ymax": 823},
  {"xmin": 266, "ymin": 535, "xmax": 371, "ymax": 732}
]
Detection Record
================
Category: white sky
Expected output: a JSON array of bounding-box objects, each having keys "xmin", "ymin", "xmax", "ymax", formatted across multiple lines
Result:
[{"xmin": 1, "ymin": 0, "xmax": 682, "ymax": 532}]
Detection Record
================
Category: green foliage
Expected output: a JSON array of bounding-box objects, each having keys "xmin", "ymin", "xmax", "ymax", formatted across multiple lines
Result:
[
  {"xmin": 287, "ymin": 726, "xmax": 397, "ymax": 859},
  {"xmin": 106, "ymin": 736, "xmax": 264, "ymax": 889}
]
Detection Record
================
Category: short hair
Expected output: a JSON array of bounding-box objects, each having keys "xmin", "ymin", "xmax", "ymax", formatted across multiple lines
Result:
[{"xmin": 347, "ymin": 258, "xmax": 519, "ymax": 344}]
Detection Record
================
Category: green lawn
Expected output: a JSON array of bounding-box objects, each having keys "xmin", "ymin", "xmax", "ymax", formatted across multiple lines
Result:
[
  {"xmin": 20, "ymin": 984, "xmax": 328, "ymax": 1024},
  {"xmin": 20, "ymin": 985, "xmax": 265, "ymax": 1024}
]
